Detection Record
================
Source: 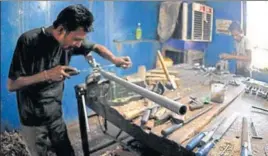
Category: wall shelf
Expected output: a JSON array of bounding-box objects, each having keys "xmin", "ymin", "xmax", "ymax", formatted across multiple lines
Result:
[{"xmin": 113, "ymin": 39, "xmax": 159, "ymax": 44}]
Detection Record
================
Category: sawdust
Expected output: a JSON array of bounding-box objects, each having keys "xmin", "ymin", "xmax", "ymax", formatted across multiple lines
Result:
[
  {"xmin": 0, "ymin": 131, "xmax": 30, "ymax": 156},
  {"xmin": 208, "ymin": 138, "xmax": 240, "ymax": 156}
]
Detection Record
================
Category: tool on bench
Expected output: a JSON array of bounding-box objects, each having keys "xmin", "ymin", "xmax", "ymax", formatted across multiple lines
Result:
[
  {"xmin": 245, "ymin": 85, "xmax": 252, "ymax": 94},
  {"xmin": 141, "ymin": 109, "xmax": 151, "ymax": 125},
  {"xmin": 151, "ymin": 82, "xmax": 166, "ymax": 95},
  {"xmin": 250, "ymin": 119, "xmax": 263, "ymax": 139},
  {"xmin": 65, "ymin": 68, "xmax": 81, "ymax": 76},
  {"xmin": 188, "ymin": 96, "xmax": 204, "ymax": 111},
  {"xmin": 157, "ymin": 50, "xmax": 177, "ymax": 90},
  {"xmin": 124, "ymin": 105, "xmax": 156, "ymax": 120},
  {"xmin": 141, "ymin": 96, "xmax": 182, "ymax": 124},
  {"xmin": 161, "ymin": 106, "xmax": 213, "ymax": 137},
  {"xmin": 150, "ymin": 105, "xmax": 159, "ymax": 119},
  {"xmin": 196, "ymin": 113, "xmax": 238, "ymax": 156},
  {"xmin": 251, "ymin": 87, "xmax": 258, "ymax": 95},
  {"xmin": 229, "ymin": 80, "xmax": 240, "ymax": 86},
  {"xmin": 265, "ymin": 144, "xmax": 268, "ymax": 156},
  {"xmin": 241, "ymin": 116, "xmax": 252, "ymax": 156},
  {"xmin": 252, "ymin": 105, "xmax": 268, "ymax": 113},
  {"xmin": 186, "ymin": 117, "xmax": 226, "ymax": 151}
]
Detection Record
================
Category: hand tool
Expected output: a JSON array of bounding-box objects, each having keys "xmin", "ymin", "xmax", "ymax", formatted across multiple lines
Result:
[
  {"xmin": 161, "ymin": 106, "xmax": 213, "ymax": 137},
  {"xmin": 157, "ymin": 50, "xmax": 177, "ymax": 90},
  {"xmin": 155, "ymin": 112, "xmax": 172, "ymax": 126},
  {"xmin": 65, "ymin": 68, "xmax": 81, "ymax": 76},
  {"xmin": 252, "ymin": 105, "xmax": 268, "ymax": 113},
  {"xmin": 251, "ymin": 87, "xmax": 258, "ymax": 95},
  {"xmin": 202, "ymin": 119, "xmax": 228, "ymax": 145},
  {"xmin": 186, "ymin": 132, "xmax": 209, "ymax": 151},
  {"xmin": 189, "ymin": 103, "xmax": 204, "ymax": 111},
  {"xmin": 188, "ymin": 96, "xmax": 205, "ymax": 111},
  {"xmin": 229, "ymin": 80, "xmax": 240, "ymax": 86},
  {"xmin": 141, "ymin": 109, "xmax": 151, "ymax": 125},
  {"xmin": 250, "ymin": 119, "xmax": 263, "ymax": 139},
  {"xmin": 150, "ymin": 105, "xmax": 159, "ymax": 119},
  {"xmin": 241, "ymin": 116, "xmax": 252, "ymax": 156},
  {"xmin": 151, "ymin": 82, "xmax": 165, "ymax": 95},
  {"xmin": 245, "ymin": 85, "xmax": 252, "ymax": 94},
  {"xmin": 196, "ymin": 113, "xmax": 238, "ymax": 156},
  {"xmin": 124, "ymin": 105, "xmax": 156, "ymax": 120},
  {"xmin": 265, "ymin": 144, "xmax": 268, "ymax": 156},
  {"xmin": 186, "ymin": 116, "xmax": 227, "ymax": 151}
]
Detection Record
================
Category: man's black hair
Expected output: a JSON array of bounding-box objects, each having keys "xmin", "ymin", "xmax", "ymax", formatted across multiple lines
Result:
[
  {"xmin": 228, "ymin": 21, "xmax": 242, "ymax": 32},
  {"xmin": 53, "ymin": 4, "xmax": 94, "ymax": 32}
]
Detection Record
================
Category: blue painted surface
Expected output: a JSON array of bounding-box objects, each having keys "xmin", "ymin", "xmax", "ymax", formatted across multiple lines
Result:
[
  {"xmin": 252, "ymin": 71, "xmax": 268, "ymax": 83},
  {"xmin": 165, "ymin": 39, "xmax": 208, "ymax": 51},
  {"xmin": 204, "ymin": 1, "xmax": 242, "ymax": 73},
  {"xmin": 1, "ymin": 1, "xmax": 160, "ymax": 130}
]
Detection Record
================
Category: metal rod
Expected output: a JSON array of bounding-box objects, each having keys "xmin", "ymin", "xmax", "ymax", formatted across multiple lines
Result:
[
  {"xmin": 99, "ymin": 69, "xmax": 187, "ymax": 115},
  {"xmin": 252, "ymin": 106, "xmax": 268, "ymax": 112}
]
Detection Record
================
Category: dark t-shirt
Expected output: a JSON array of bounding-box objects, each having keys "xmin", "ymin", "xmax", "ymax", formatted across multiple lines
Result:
[{"xmin": 9, "ymin": 27, "xmax": 95, "ymax": 126}]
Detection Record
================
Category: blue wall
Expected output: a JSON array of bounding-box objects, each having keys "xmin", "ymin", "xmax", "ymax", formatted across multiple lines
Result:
[{"xmin": 1, "ymin": 1, "xmax": 160, "ymax": 130}]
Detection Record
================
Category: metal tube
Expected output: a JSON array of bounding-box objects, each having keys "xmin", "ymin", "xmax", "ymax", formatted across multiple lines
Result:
[
  {"xmin": 99, "ymin": 69, "xmax": 187, "ymax": 115},
  {"xmin": 252, "ymin": 106, "xmax": 268, "ymax": 112}
]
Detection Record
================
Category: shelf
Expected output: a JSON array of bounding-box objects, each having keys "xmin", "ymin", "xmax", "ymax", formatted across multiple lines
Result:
[{"xmin": 113, "ymin": 39, "xmax": 159, "ymax": 44}]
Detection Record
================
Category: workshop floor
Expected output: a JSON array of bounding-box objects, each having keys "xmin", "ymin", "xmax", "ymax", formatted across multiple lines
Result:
[{"xmin": 204, "ymin": 92, "xmax": 268, "ymax": 156}]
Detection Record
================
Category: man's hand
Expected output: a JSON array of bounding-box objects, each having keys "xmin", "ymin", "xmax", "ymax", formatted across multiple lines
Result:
[
  {"xmin": 112, "ymin": 56, "xmax": 132, "ymax": 69},
  {"xmin": 46, "ymin": 65, "xmax": 77, "ymax": 82},
  {"xmin": 219, "ymin": 53, "xmax": 234, "ymax": 60}
]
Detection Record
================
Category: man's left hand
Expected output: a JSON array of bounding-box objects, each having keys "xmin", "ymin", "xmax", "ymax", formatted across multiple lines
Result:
[
  {"xmin": 220, "ymin": 53, "xmax": 234, "ymax": 60},
  {"xmin": 113, "ymin": 56, "xmax": 132, "ymax": 69}
]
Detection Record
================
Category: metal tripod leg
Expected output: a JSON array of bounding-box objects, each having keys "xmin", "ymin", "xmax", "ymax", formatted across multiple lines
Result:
[{"xmin": 75, "ymin": 84, "xmax": 90, "ymax": 156}]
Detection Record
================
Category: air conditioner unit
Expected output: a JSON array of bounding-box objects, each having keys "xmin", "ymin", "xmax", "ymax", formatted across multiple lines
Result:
[{"xmin": 183, "ymin": 2, "xmax": 213, "ymax": 42}]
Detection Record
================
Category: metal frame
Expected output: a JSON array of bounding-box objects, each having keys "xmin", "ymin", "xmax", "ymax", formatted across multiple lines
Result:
[{"xmin": 74, "ymin": 79, "xmax": 194, "ymax": 156}]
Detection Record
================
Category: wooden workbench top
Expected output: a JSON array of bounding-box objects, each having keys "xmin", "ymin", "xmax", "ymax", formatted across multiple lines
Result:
[{"xmin": 109, "ymin": 65, "xmax": 247, "ymax": 155}]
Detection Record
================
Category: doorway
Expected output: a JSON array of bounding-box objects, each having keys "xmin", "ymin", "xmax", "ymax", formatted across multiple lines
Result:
[{"xmin": 246, "ymin": 1, "xmax": 268, "ymax": 69}]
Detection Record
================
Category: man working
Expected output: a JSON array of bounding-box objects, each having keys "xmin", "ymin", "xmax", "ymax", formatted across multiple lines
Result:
[
  {"xmin": 7, "ymin": 4, "xmax": 132, "ymax": 156},
  {"xmin": 220, "ymin": 21, "xmax": 252, "ymax": 77}
]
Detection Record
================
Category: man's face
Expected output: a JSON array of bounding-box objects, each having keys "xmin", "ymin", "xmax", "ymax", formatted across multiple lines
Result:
[
  {"xmin": 59, "ymin": 27, "xmax": 87, "ymax": 49},
  {"xmin": 231, "ymin": 30, "xmax": 243, "ymax": 42}
]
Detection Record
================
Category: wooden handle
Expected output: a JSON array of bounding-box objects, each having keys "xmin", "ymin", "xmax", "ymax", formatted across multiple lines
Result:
[
  {"xmin": 157, "ymin": 51, "xmax": 172, "ymax": 81},
  {"xmin": 157, "ymin": 51, "xmax": 177, "ymax": 89}
]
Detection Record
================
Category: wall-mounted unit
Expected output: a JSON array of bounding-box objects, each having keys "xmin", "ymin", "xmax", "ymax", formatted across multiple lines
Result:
[{"xmin": 182, "ymin": 2, "xmax": 213, "ymax": 42}]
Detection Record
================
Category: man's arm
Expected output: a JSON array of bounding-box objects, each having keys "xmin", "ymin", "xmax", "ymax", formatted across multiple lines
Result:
[
  {"xmin": 8, "ymin": 73, "xmax": 46, "ymax": 92},
  {"xmin": 92, "ymin": 44, "xmax": 117, "ymax": 63},
  {"xmin": 74, "ymin": 40, "xmax": 132, "ymax": 68},
  {"xmin": 221, "ymin": 52, "xmax": 251, "ymax": 61},
  {"xmin": 8, "ymin": 65, "xmax": 76, "ymax": 92}
]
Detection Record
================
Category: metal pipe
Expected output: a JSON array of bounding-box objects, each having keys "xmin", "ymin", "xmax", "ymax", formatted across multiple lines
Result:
[
  {"xmin": 252, "ymin": 106, "xmax": 268, "ymax": 112},
  {"xmin": 99, "ymin": 69, "xmax": 187, "ymax": 115}
]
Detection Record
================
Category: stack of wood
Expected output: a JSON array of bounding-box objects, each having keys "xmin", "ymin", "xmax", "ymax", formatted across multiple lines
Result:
[{"xmin": 146, "ymin": 69, "xmax": 180, "ymax": 86}]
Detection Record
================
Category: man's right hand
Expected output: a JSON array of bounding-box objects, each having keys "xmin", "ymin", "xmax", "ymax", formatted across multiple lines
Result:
[{"xmin": 46, "ymin": 65, "xmax": 77, "ymax": 82}]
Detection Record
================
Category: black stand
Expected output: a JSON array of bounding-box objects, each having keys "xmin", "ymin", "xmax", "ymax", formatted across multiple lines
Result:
[{"xmin": 75, "ymin": 84, "xmax": 90, "ymax": 156}]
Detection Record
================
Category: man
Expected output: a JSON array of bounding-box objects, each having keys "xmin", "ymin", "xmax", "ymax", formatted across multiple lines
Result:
[
  {"xmin": 7, "ymin": 4, "xmax": 132, "ymax": 156},
  {"xmin": 220, "ymin": 21, "xmax": 252, "ymax": 77}
]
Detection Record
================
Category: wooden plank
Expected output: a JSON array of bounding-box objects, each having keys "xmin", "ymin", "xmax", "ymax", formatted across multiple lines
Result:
[{"xmin": 149, "ymin": 70, "xmax": 179, "ymax": 75}]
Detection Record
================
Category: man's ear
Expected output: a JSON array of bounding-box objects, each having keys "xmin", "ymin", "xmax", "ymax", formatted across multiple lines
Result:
[{"xmin": 56, "ymin": 25, "xmax": 67, "ymax": 36}]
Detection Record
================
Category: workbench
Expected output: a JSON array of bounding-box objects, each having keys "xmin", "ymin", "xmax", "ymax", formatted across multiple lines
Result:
[{"xmin": 78, "ymin": 64, "xmax": 268, "ymax": 156}]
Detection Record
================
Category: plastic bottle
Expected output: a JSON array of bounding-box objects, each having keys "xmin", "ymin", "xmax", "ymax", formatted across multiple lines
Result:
[{"xmin": 136, "ymin": 23, "xmax": 142, "ymax": 40}]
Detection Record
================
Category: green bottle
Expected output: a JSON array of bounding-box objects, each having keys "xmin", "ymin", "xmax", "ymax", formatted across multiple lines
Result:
[{"xmin": 136, "ymin": 23, "xmax": 142, "ymax": 40}]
